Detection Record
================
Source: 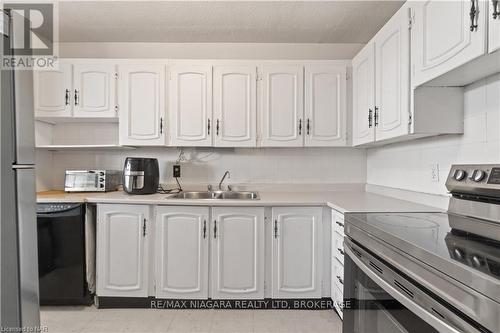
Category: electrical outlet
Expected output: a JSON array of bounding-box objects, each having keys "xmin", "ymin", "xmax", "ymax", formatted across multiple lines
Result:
[
  {"xmin": 173, "ymin": 164, "xmax": 181, "ymax": 178},
  {"xmin": 430, "ymin": 163, "xmax": 439, "ymax": 182}
]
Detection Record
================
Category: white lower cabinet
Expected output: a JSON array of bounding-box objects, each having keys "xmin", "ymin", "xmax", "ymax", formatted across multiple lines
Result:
[
  {"xmin": 271, "ymin": 207, "xmax": 323, "ymax": 298},
  {"xmin": 211, "ymin": 207, "xmax": 265, "ymax": 299},
  {"xmin": 97, "ymin": 204, "xmax": 150, "ymax": 297},
  {"xmin": 155, "ymin": 206, "xmax": 209, "ymax": 299}
]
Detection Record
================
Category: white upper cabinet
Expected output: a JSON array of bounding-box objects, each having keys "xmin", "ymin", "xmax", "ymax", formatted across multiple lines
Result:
[
  {"xmin": 168, "ymin": 64, "xmax": 212, "ymax": 147},
  {"xmin": 412, "ymin": 0, "xmax": 487, "ymax": 87},
  {"xmin": 489, "ymin": 0, "xmax": 500, "ymax": 53},
  {"xmin": 304, "ymin": 65, "xmax": 347, "ymax": 147},
  {"xmin": 373, "ymin": 6, "xmax": 411, "ymax": 142},
  {"xmin": 272, "ymin": 207, "xmax": 322, "ymax": 299},
  {"xmin": 96, "ymin": 204, "xmax": 150, "ymax": 297},
  {"xmin": 73, "ymin": 64, "xmax": 117, "ymax": 118},
  {"xmin": 213, "ymin": 66, "xmax": 257, "ymax": 147},
  {"xmin": 211, "ymin": 207, "xmax": 265, "ymax": 299},
  {"xmin": 352, "ymin": 43, "xmax": 376, "ymax": 146},
  {"xmin": 118, "ymin": 64, "xmax": 166, "ymax": 146},
  {"xmin": 155, "ymin": 206, "xmax": 209, "ymax": 299},
  {"xmin": 34, "ymin": 63, "xmax": 73, "ymax": 117},
  {"xmin": 259, "ymin": 65, "xmax": 304, "ymax": 147}
]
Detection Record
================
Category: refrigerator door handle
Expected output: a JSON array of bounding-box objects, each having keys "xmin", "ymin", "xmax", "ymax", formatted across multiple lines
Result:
[{"xmin": 12, "ymin": 165, "xmax": 35, "ymax": 170}]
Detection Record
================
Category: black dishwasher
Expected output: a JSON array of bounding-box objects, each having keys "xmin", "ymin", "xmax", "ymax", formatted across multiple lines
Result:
[{"xmin": 37, "ymin": 203, "xmax": 92, "ymax": 305}]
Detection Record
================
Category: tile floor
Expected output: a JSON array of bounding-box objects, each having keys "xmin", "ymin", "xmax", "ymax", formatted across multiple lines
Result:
[{"xmin": 40, "ymin": 306, "xmax": 342, "ymax": 333}]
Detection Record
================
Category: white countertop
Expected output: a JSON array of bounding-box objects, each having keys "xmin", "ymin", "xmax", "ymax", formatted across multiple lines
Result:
[{"xmin": 37, "ymin": 186, "xmax": 441, "ymax": 214}]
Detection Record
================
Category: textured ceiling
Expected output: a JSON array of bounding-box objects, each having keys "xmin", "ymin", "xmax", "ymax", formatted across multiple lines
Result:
[{"xmin": 58, "ymin": 1, "xmax": 404, "ymax": 43}]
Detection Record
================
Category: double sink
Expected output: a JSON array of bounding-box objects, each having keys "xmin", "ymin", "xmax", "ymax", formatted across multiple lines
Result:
[{"xmin": 169, "ymin": 191, "xmax": 260, "ymax": 200}]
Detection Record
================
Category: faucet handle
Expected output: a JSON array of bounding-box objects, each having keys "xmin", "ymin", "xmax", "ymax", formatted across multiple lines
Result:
[
  {"xmin": 227, "ymin": 185, "xmax": 233, "ymax": 192},
  {"xmin": 207, "ymin": 184, "xmax": 213, "ymax": 191}
]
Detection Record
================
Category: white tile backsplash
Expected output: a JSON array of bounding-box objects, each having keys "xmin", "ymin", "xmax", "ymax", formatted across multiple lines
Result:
[
  {"xmin": 367, "ymin": 73, "xmax": 500, "ymax": 196},
  {"xmin": 40, "ymin": 147, "xmax": 367, "ymax": 190}
]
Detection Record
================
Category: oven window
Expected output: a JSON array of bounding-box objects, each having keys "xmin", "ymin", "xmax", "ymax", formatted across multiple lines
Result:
[{"xmin": 343, "ymin": 255, "xmax": 439, "ymax": 333}]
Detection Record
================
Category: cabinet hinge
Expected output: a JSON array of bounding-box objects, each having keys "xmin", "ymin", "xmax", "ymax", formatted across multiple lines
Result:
[
  {"xmin": 114, "ymin": 105, "xmax": 119, "ymax": 114},
  {"xmin": 408, "ymin": 113, "xmax": 413, "ymax": 126},
  {"xmin": 115, "ymin": 72, "xmax": 119, "ymax": 79},
  {"xmin": 256, "ymin": 73, "xmax": 263, "ymax": 81}
]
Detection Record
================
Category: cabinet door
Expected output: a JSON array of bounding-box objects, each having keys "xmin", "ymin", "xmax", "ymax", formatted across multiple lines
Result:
[
  {"xmin": 211, "ymin": 207, "xmax": 264, "ymax": 299},
  {"xmin": 272, "ymin": 207, "xmax": 322, "ymax": 298},
  {"xmin": 489, "ymin": 0, "xmax": 500, "ymax": 53},
  {"xmin": 412, "ymin": 0, "xmax": 487, "ymax": 86},
  {"xmin": 352, "ymin": 43, "xmax": 376, "ymax": 146},
  {"xmin": 259, "ymin": 65, "xmax": 304, "ymax": 147},
  {"xmin": 118, "ymin": 64, "xmax": 166, "ymax": 146},
  {"xmin": 97, "ymin": 204, "xmax": 149, "ymax": 297},
  {"xmin": 304, "ymin": 65, "xmax": 346, "ymax": 147},
  {"xmin": 155, "ymin": 206, "xmax": 209, "ymax": 299},
  {"xmin": 168, "ymin": 65, "xmax": 212, "ymax": 147},
  {"xmin": 73, "ymin": 64, "xmax": 117, "ymax": 118},
  {"xmin": 213, "ymin": 66, "xmax": 257, "ymax": 147},
  {"xmin": 34, "ymin": 63, "xmax": 72, "ymax": 117},
  {"xmin": 374, "ymin": 7, "xmax": 411, "ymax": 142}
]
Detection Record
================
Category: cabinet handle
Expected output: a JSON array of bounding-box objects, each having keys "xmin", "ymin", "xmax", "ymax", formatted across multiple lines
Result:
[
  {"xmin": 368, "ymin": 109, "xmax": 373, "ymax": 128},
  {"xmin": 274, "ymin": 220, "xmax": 278, "ymax": 239},
  {"xmin": 203, "ymin": 220, "xmax": 207, "ymax": 239},
  {"xmin": 142, "ymin": 218, "xmax": 147, "ymax": 237},
  {"xmin": 74, "ymin": 89, "xmax": 79, "ymax": 106},
  {"xmin": 207, "ymin": 119, "xmax": 211, "ymax": 135},
  {"xmin": 335, "ymin": 221, "xmax": 344, "ymax": 228},
  {"xmin": 65, "ymin": 89, "xmax": 70, "ymax": 106},
  {"xmin": 493, "ymin": 0, "xmax": 499, "ymax": 19},
  {"xmin": 216, "ymin": 119, "xmax": 220, "ymax": 136},
  {"xmin": 338, "ymin": 248, "xmax": 345, "ymax": 256},
  {"xmin": 306, "ymin": 118, "xmax": 310, "ymax": 135},
  {"xmin": 470, "ymin": 0, "xmax": 479, "ymax": 31},
  {"xmin": 213, "ymin": 220, "xmax": 217, "ymax": 239},
  {"xmin": 374, "ymin": 107, "xmax": 379, "ymax": 127},
  {"xmin": 336, "ymin": 276, "xmax": 344, "ymax": 285},
  {"xmin": 160, "ymin": 117, "xmax": 163, "ymax": 134},
  {"xmin": 298, "ymin": 119, "xmax": 302, "ymax": 135}
]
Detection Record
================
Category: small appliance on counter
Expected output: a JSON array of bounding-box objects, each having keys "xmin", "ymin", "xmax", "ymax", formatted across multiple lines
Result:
[
  {"xmin": 123, "ymin": 157, "xmax": 159, "ymax": 194},
  {"xmin": 64, "ymin": 170, "xmax": 122, "ymax": 192}
]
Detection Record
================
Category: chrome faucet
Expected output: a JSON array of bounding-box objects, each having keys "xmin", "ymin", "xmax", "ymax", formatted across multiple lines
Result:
[{"xmin": 218, "ymin": 171, "xmax": 231, "ymax": 191}]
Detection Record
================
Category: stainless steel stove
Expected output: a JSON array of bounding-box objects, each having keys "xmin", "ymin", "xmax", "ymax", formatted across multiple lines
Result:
[{"xmin": 343, "ymin": 164, "xmax": 500, "ymax": 333}]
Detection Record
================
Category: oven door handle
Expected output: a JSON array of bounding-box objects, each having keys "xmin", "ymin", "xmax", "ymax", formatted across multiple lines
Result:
[{"xmin": 345, "ymin": 244, "xmax": 477, "ymax": 333}]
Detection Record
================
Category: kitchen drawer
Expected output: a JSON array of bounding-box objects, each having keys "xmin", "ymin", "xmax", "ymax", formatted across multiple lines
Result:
[
  {"xmin": 332, "ymin": 284, "xmax": 343, "ymax": 319},
  {"xmin": 332, "ymin": 210, "xmax": 345, "ymax": 236},
  {"xmin": 332, "ymin": 258, "xmax": 344, "ymax": 292},
  {"xmin": 333, "ymin": 233, "xmax": 345, "ymax": 264}
]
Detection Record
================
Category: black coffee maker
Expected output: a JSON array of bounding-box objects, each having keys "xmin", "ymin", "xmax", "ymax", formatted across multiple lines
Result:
[{"xmin": 122, "ymin": 157, "xmax": 159, "ymax": 194}]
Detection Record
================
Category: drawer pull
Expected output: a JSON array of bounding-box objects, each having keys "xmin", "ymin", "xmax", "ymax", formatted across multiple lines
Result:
[
  {"xmin": 335, "ymin": 221, "xmax": 344, "ymax": 227},
  {"xmin": 337, "ymin": 248, "xmax": 345, "ymax": 256}
]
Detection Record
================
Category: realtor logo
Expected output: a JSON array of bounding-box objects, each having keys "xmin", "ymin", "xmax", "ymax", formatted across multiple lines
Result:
[
  {"xmin": 2, "ymin": 2, "xmax": 57, "ymax": 69},
  {"xmin": 4, "ymin": 3, "xmax": 53, "ymax": 55}
]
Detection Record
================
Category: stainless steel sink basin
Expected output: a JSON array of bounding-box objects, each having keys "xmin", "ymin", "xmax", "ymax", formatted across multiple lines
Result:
[
  {"xmin": 220, "ymin": 191, "xmax": 259, "ymax": 200},
  {"xmin": 168, "ymin": 191, "xmax": 259, "ymax": 200}
]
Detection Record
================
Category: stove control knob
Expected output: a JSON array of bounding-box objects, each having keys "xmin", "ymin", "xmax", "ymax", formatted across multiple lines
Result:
[
  {"xmin": 472, "ymin": 256, "xmax": 483, "ymax": 268},
  {"xmin": 471, "ymin": 170, "xmax": 486, "ymax": 182},
  {"xmin": 453, "ymin": 248, "xmax": 464, "ymax": 260},
  {"xmin": 453, "ymin": 169, "xmax": 467, "ymax": 181}
]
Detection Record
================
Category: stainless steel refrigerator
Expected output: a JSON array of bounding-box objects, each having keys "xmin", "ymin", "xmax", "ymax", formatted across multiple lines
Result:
[{"xmin": 1, "ymin": 9, "xmax": 40, "ymax": 329}]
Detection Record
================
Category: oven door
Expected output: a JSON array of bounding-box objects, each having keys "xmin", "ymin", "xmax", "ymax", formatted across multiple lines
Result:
[{"xmin": 343, "ymin": 239, "xmax": 482, "ymax": 333}]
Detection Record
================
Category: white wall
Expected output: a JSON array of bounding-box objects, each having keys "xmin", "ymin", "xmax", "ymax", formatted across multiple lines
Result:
[
  {"xmin": 40, "ymin": 147, "xmax": 366, "ymax": 190},
  {"xmin": 58, "ymin": 42, "xmax": 363, "ymax": 60},
  {"xmin": 367, "ymin": 73, "xmax": 500, "ymax": 196}
]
